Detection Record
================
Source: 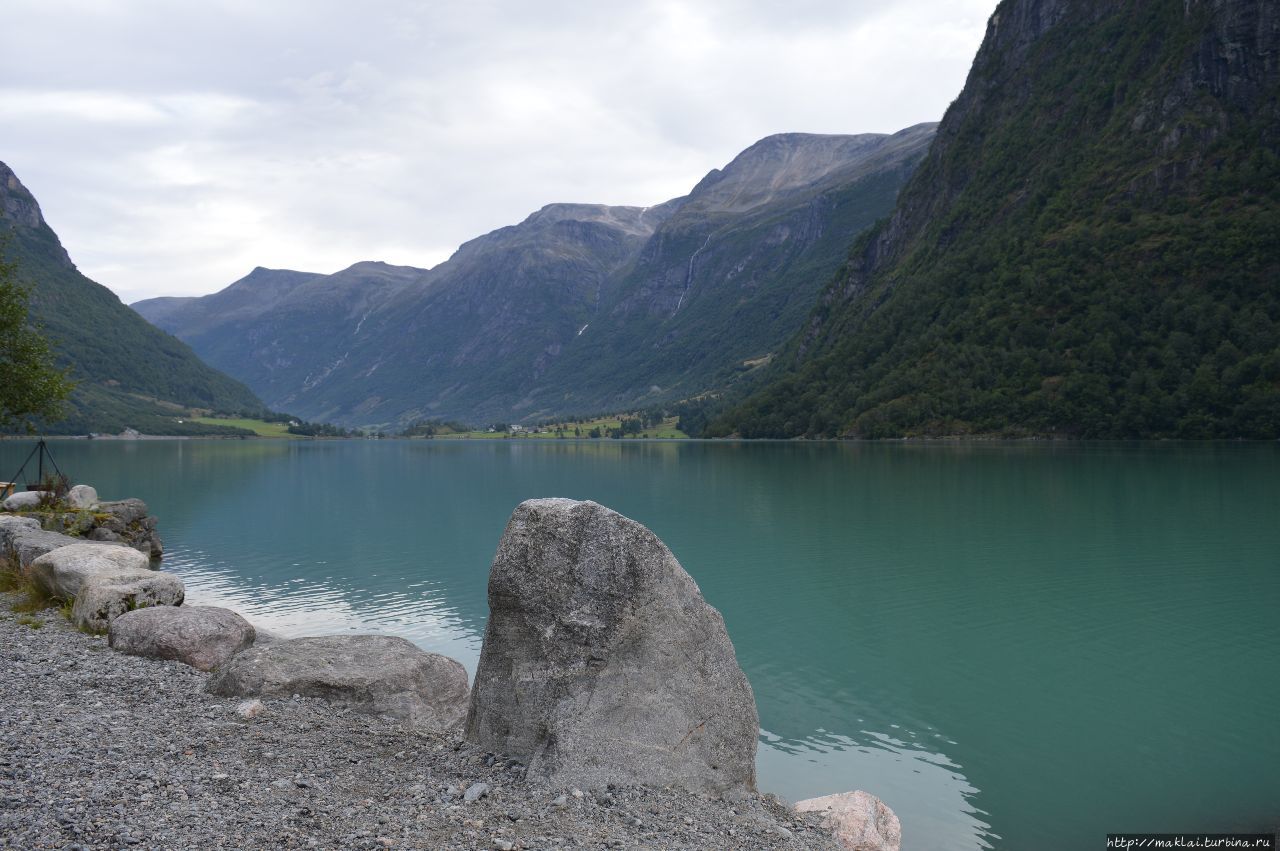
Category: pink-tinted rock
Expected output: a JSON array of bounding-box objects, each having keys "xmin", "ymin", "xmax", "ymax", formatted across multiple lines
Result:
[
  {"xmin": 110, "ymin": 605, "xmax": 255, "ymax": 671},
  {"xmin": 795, "ymin": 790, "xmax": 901, "ymax": 851}
]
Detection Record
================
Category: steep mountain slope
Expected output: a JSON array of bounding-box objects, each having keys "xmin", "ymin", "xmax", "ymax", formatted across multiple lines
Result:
[
  {"xmin": 298, "ymin": 203, "xmax": 667, "ymax": 424},
  {"xmin": 531, "ymin": 125, "xmax": 937, "ymax": 415},
  {"xmin": 136, "ymin": 127, "xmax": 934, "ymax": 426},
  {"xmin": 0, "ymin": 162, "xmax": 266, "ymax": 435},
  {"xmin": 713, "ymin": 0, "xmax": 1280, "ymax": 439},
  {"xmin": 138, "ymin": 262, "xmax": 421, "ymax": 410}
]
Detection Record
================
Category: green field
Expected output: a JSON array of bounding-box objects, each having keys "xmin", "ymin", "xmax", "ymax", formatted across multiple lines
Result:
[
  {"xmin": 193, "ymin": 414, "xmax": 690, "ymax": 440},
  {"xmin": 433, "ymin": 415, "xmax": 688, "ymax": 440},
  {"xmin": 192, "ymin": 417, "xmax": 294, "ymax": 438}
]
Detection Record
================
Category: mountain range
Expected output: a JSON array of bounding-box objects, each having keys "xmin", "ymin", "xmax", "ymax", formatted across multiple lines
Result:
[
  {"xmin": 0, "ymin": 162, "xmax": 266, "ymax": 436},
  {"xmin": 134, "ymin": 125, "xmax": 936, "ymax": 427}
]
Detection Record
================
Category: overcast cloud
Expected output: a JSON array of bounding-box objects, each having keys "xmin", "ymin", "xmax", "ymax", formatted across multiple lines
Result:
[{"xmin": 2, "ymin": 0, "xmax": 996, "ymax": 302}]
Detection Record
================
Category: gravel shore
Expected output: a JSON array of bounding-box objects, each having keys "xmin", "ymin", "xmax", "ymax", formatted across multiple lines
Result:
[{"xmin": 0, "ymin": 595, "xmax": 839, "ymax": 850}]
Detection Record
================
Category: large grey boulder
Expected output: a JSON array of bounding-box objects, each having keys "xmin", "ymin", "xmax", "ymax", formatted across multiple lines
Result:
[
  {"xmin": 1, "ymin": 522, "xmax": 77, "ymax": 568},
  {"xmin": 67, "ymin": 484, "xmax": 99, "ymax": 509},
  {"xmin": 97, "ymin": 498, "xmax": 163, "ymax": 559},
  {"xmin": 110, "ymin": 605, "xmax": 255, "ymax": 671},
  {"xmin": 465, "ymin": 498, "xmax": 758, "ymax": 796},
  {"xmin": 98, "ymin": 498, "xmax": 148, "ymax": 526},
  {"xmin": 206, "ymin": 635, "xmax": 469, "ymax": 729},
  {"xmin": 2, "ymin": 490, "xmax": 46, "ymax": 511},
  {"xmin": 70, "ymin": 572, "xmax": 185, "ymax": 634},
  {"xmin": 795, "ymin": 791, "xmax": 902, "ymax": 851},
  {"xmin": 29, "ymin": 542, "xmax": 151, "ymax": 599},
  {"xmin": 0, "ymin": 515, "xmax": 41, "ymax": 548},
  {"xmin": 0, "ymin": 516, "xmax": 42, "ymax": 567}
]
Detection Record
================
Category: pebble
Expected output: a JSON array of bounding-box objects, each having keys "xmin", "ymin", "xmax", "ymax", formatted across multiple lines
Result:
[
  {"xmin": 236, "ymin": 698, "xmax": 265, "ymax": 719},
  {"xmin": 0, "ymin": 591, "xmax": 838, "ymax": 849}
]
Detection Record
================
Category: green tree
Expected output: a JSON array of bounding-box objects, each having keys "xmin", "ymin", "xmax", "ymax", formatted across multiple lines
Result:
[{"xmin": 0, "ymin": 252, "xmax": 73, "ymax": 431}]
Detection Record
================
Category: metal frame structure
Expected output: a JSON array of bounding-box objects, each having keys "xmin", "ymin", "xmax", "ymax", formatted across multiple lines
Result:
[{"xmin": 6, "ymin": 438, "xmax": 65, "ymax": 491}]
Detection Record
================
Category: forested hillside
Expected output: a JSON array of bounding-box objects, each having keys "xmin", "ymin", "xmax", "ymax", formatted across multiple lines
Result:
[
  {"xmin": 1, "ymin": 162, "xmax": 266, "ymax": 435},
  {"xmin": 712, "ymin": 0, "xmax": 1280, "ymax": 439}
]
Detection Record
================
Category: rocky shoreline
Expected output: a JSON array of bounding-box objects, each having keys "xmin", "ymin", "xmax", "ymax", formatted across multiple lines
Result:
[
  {"xmin": 0, "ymin": 598, "xmax": 838, "ymax": 850},
  {"xmin": 2, "ymin": 491, "xmax": 898, "ymax": 850}
]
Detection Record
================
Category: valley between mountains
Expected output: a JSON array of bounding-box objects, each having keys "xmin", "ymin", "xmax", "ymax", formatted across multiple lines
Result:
[{"xmin": 132, "ymin": 126, "xmax": 936, "ymax": 430}]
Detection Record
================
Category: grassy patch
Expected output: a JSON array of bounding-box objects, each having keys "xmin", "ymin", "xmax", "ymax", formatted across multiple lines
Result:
[
  {"xmin": 0, "ymin": 565, "xmax": 25, "ymax": 593},
  {"xmin": 16, "ymin": 613, "xmax": 43, "ymax": 629},
  {"xmin": 1, "ymin": 559, "xmax": 58, "ymax": 613},
  {"xmin": 192, "ymin": 417, "xmax": 294, "ymax": 438},
  {"xmin": 8, "ymin": 580, "xmax": 56, "ymax": 614},
  {"xmin": 440, "ymin": 415, "xmax": 688, "ymax": 440}
]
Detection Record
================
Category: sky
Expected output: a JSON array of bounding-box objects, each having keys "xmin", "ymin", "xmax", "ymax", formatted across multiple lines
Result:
[{"xmin": 2, "ymin": 0, "xmax": 997, "ymax": 303}]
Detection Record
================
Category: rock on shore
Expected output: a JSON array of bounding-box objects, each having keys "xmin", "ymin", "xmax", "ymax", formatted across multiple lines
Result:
[
  {"xmin": 208, "ymin": 634, "xmax": 471, "ymax": 730},
  {"xmin": 466, "ymin": 498, "xmax": 759, "ymax": 796},
  {"xmin": 67, "ymin": 484, "xmax": 98, "ymax": 509},
  {"xmin": 0, "ymin": 515, "xmax": 41, "ymax": 554},
  {"xmin": 109, "ymin": 605, "xmax": 256, "ymax": 671},
  {"xmin": 30, "ymin": 542, "xmax": 151, "ymax": 599},
  {"xmin": 0, "ymin": 514, "xmax": 41, "ymax": 537},
  {"xmin": 91, "ymin": 498, "xmax": 164, "ymax": 559},
  {"xmin": 2, "ymin": 490, "xmax": 45, "ymax": 511},
  {"xmin": 0, "ymin": 515, "xmax": 78, "ymax": 567},
  {"xmin": 795, "ymin": 790, "xmax": 902, "ymax": 851},
  {"xmin": 70, "ymin": 573, "xmax": 186, "ymax": 634}
]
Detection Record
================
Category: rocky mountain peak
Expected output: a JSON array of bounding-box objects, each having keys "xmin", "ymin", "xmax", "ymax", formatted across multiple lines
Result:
[
  {"xmin": 0, "ymin": 161, "xmax": 74, "ymax": 269},
  {"xmin": 519, "ymin": 203, "xmax": 661, "ymax": 237},
  {"xmin": 327, "ymin": 260, "xmax": 424, "ymax": 282},
  {"xmin": 685, "ymin": 132, "xmax": 914, "ymax": 214},
  {"xmin": 1, "ymin": 162, "xmax": 46, "ymax": 229}
]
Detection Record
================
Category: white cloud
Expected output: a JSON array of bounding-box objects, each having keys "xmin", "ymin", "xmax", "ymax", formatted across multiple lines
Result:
[{"xmin": 0, "ymin": 0, "xmax": 996, "ymax": 302}]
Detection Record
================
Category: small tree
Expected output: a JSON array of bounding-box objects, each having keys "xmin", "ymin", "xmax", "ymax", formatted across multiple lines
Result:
[{"xmin": 0, "ymin": 251, "xmax": 74, "ymax": 431}]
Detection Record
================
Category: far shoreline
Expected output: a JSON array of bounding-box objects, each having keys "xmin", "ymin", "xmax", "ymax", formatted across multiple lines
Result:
[{"xmin": 5, "ymin": 433, "xmax": 1277, "ymax": 446}]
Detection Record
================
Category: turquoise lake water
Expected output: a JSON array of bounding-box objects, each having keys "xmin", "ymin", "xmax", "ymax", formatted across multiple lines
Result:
[{"xmin": 3, "ymin": 438, "xmax": 1277, "ymax": 849}]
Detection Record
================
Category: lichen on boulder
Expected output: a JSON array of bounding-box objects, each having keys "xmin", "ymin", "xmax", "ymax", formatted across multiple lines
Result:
[{"xmin": 71, "ymin": 573, "xmax": 185, "ymax": 634}]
